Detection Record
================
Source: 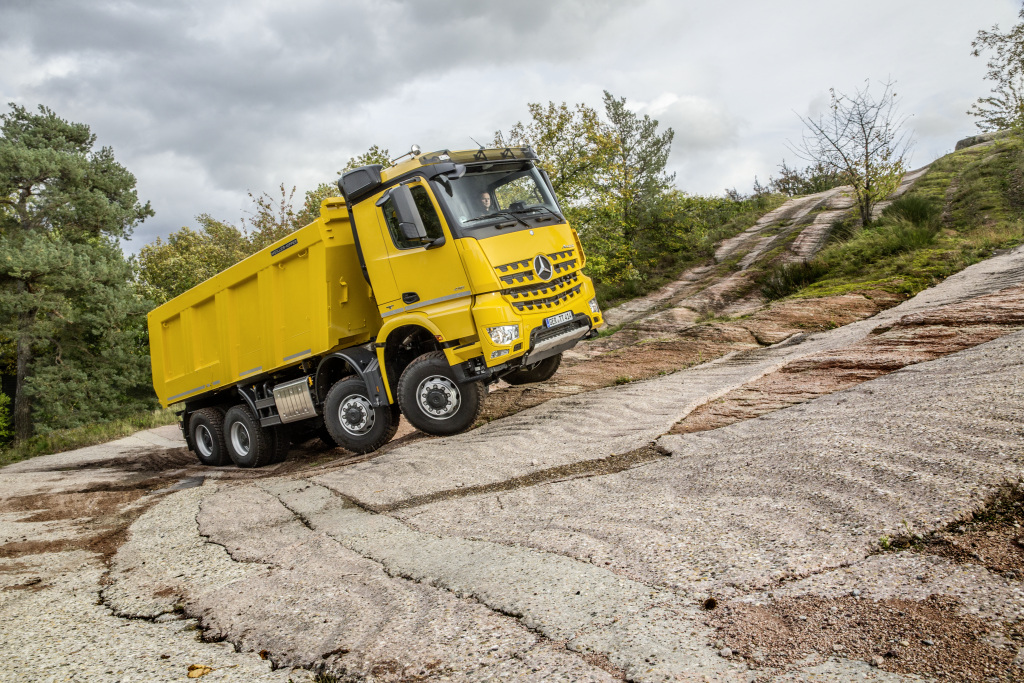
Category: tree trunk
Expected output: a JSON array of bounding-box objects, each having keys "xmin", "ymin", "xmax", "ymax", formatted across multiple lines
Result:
[
  {"xmin": 12, "ymin": 280, "xmax": 33, "ymax": 441},
  {"xmin": 14, "ymin": 325, "xmax": 32, "ymax": 441}
]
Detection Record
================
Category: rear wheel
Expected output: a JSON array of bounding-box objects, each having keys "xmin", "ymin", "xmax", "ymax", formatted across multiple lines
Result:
[
  {"xmin": 502, "ymin": 353, "xmax": 562, "ymax": 386},
  {"xmin": 397, "ymin": 351, "xmax": 483, "ymax": 436},
  {"xmin": 224, "ymin": 405, "xmax": 278, "ymax": 468},
  {"xmin": 324, "ymin": 377, "xmax": 399, "ymax": 454},
  {"xmin": 189, "ymin": 408, "xmax": 228, "ymax": 466}
]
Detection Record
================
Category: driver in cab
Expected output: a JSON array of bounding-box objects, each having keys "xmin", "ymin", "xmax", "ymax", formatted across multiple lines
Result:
[{"xmin": 478, "ymin": 191, "xmax": 493, "ymax": 215}]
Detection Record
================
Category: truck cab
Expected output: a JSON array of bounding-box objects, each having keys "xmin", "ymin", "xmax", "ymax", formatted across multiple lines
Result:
[{"xmin": 341, "ymin": 148, "xmax": 601, "ymax": 417}]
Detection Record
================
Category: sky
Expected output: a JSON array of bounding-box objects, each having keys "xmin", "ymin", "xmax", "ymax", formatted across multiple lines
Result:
[{"xmin": 1, "ymin": 0, "xmax": 1020, "ymax": 252}]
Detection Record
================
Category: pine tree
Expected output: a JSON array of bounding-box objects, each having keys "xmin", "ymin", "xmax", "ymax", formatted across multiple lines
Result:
[{"xmin": 0, "ymin": 104, "xmax": 153, "ymax": 439}]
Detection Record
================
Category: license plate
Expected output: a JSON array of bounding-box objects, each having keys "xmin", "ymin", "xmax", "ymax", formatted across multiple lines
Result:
[{"xmin": 544, "ymin": 311, "xmax": 574, "ymax": 328}]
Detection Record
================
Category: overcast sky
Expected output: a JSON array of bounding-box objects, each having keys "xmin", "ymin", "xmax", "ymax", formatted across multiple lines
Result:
[{"xmin": 2, "ymin": 0, "xmax": 1020, "ymax": 251}]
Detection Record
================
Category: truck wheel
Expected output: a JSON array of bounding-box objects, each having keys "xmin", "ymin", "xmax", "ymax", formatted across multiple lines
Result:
[
  {"xmin": 224, "ymin": 405, "xmax": 278, "ymax": 468},
  {"xmin": 189, "ymin": 408, "xmax": 228, "ymax": 466},
  {"xmin": 269, "ymin": 428, "xmax": 289, "ymax": 464},
  {"xmin": 502, "ymin": 353, "xmax": 562, "ymax": 386},
  {"xmin": 397, "ymin": 351, "xmax": 484, "ymax": 436},
  {"xmin": 324, "ymin": 377, "xmax": 399, "ymax": 454}
]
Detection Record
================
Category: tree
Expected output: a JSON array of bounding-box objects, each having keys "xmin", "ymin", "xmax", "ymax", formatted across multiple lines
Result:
[
  {"xmin": 793, "ymin": 81, "xmax": 911, "ymax": 227},
  {"xmin": 343, "ymin": 145, "xmax": 391, "ymax": 172},
  {"xmin": 498, "ymin": 101, "xmax": 613, "ymax": 206},
  {"xmin": 969, "ymin": 7, "xmax": 1024, "ymax": 131},
  {"xmin": 0, "ymin": 104, "xmax": 153, "ymax": 440},
  {"xmin": 296, "ymin": 182, "xmax": 340, "ymax": 226},
  {"xmin": 599, "ymin": 91, "xmax": 675, "ymax": 242},
  {"xmin": 136, "ymin": 215, "xmax": 251, "ymax": 305},
  {"xmin": 768, "ymin": 159, "xmax": 846, "ymax": 196}
]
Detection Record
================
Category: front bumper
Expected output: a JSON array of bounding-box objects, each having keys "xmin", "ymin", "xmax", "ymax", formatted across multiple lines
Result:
[{"xmin": 522, "ymin": 313, "xmax": 593, "ymax": 365}]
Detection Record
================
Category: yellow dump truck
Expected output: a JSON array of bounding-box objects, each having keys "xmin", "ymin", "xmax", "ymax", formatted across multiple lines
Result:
[{"xmin": 149, "ymin": 146, "xmax": 602, "ymax": 467}]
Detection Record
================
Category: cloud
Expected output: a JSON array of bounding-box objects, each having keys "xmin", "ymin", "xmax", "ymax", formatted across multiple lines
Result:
[{"xmin": 1, "ymin": 0, "xmax": 1019, "ymax": 248}]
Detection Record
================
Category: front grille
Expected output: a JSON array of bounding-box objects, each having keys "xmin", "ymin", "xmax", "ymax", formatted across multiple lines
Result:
[
  {"xmin": 504, "ymin": 271, "xmax": 579, "ymax": 299},
  {"xmin": 495, "ymin": 249, "xmax": 577, "ymax": 285},
  {"xmin": 510, "ymin": 283, "xmax": 583, "ymax": 312}
]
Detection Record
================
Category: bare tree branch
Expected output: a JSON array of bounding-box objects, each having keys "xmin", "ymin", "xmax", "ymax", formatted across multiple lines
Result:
[{"xmin": 791, "ymin": 80, "xmax": 912, "ymax": 226}]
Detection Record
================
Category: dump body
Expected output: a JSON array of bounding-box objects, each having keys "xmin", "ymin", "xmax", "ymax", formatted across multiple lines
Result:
[{"xmin": 148, "ymin": 198, "xmax": 378, "ymax": 408}]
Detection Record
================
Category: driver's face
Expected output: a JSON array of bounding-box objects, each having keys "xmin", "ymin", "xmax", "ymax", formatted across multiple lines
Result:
[{"xmin": 481, "ymin": 192, "xmax": 492, "ymax": 209}]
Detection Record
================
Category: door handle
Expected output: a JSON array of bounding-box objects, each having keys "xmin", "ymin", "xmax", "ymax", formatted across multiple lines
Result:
[{"xmin": 402, "ymin": 292, "xmax": 420, "ymax": 304}]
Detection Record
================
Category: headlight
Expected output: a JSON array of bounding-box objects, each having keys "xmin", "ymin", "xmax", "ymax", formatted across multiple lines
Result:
[
  {"xmin": 487, "ymin": 324, "xmax": 519, "ymax": 345},
  {"xmin": 588, "ymin": 297, "xmax": 600, "ymax": 313}
]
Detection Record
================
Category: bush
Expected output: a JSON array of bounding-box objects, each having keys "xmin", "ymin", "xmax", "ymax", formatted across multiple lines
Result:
[
  {"xmin": 757, "ymin": 260, "xmax": 831, "ymax": 300},
  {"xmin": 882, "ymin": 194, "xmax": 940, "ymax": 227}
]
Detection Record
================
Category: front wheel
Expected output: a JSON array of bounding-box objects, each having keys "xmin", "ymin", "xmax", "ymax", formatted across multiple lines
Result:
[
  {"xmin": 397, "ymin": 351, "xmax": 483, "ymax": 436},
  {"xmin": 502, "ymin": 353, "xmax": 562, "ymax": 386},
  {"xmin": 324, "ymin": 377, "xmax": 399, "ymax": 454}
]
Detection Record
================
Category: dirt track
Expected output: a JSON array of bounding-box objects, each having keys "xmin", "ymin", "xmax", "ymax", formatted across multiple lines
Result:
[{"xmin": 3, "ymin": 202, "xmax": 1024, "ymax": 679}]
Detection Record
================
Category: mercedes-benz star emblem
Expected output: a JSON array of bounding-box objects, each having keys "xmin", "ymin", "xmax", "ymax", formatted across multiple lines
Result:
[{"xmin": 533, "ymin": 254, "xmax": 553, "ymax": 281}]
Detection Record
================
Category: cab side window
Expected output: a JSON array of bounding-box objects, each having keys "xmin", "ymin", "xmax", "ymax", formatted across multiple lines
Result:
[{"xmin": 381, "ymin": 185, "xmax": 444, "ymax": 250}]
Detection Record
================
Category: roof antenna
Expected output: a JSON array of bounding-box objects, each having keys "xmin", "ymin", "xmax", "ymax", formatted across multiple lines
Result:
[{"xmin": 470, "ymin": 136, "xmax": 485, "ymax": 149}]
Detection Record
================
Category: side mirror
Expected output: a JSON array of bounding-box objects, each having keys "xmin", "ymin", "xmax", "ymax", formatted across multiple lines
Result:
[{"xmin": 390, "ymin": 185, "xmax": 427, "ymax": 241}]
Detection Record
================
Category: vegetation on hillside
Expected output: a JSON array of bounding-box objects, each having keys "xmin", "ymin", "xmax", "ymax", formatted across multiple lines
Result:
[{"xmin": 757, "ymin": 136, "xmax": 1024, "ymax": 300}]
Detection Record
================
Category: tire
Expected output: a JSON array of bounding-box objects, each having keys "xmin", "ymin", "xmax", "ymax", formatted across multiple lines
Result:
[
  {"xmin": 397, "ymin": 351, "xmax": 484, "ymax": 436},
  {"xmin": 189, "ymin": 408, "xmax": 229, "ymax": 466},
  {"xmin": 323, "ymin": 377, "xmax": 399, "ymax": 454},
  {"xmin": 269, "ymin": 428, "xmax": 289, "ymax": 464},
  {"xmin": 502, "ymin": 353, "xmax": 562, "ymax": 386},
  {"xmin": 223, "ymin": 405, "xmax": 278, "ymax": 468},
  {"xmin": 316, "ymin": 425, "xmax": 339, "ymax": 450}
]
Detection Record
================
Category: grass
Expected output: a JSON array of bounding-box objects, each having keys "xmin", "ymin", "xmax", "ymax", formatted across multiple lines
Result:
[
  {"xmin": 0, "ymin": 407, "xmax": 178, "ymax": 467},
  {"xmin": 595, "ymin": 194, "xmax": 788, "ymax": 308},
  {"xmin": 757, "ymin": 135, "xmax": 1024, "ymax": 301}
]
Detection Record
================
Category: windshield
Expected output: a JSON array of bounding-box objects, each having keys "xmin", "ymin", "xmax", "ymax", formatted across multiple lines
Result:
[{"xmin": 439, "ymin": 162, "xmax": 561, "ymax": 230}]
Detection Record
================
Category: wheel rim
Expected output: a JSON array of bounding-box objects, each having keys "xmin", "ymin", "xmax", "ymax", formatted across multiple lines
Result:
[
  {"xmin": 339, "ymin": 394, "xmax": 375, "ymax": 436},
  {"xmin": 196, "ymin": 425, "xmax": 214, "ymax": 458},
  {"xmin": 416, "ymin": 375, "xmax": 462, "ymax": 420},
  {"xmin": 230, "ymin": 421, "xmax": 251, "ymax": 456}
]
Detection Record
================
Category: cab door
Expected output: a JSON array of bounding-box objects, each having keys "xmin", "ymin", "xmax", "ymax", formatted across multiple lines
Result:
[{"xmin": 375, "ymin": 179, "xmax": 472, "ymax": 317}]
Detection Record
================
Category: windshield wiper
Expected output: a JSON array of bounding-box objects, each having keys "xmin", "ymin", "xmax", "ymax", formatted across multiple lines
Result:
[
  {"xmin": 509, "ymin": 205, "xmax": 564, "ymax": 222},
  {"xmin": 462, "ymin": 211, "xmax": 530, "ymax": 228}
]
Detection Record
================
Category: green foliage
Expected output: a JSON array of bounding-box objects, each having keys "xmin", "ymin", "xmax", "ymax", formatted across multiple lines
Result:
[
  {"xmin": 0, "ymin": 233, "xmax": 156, "ymax": 433},
  {"xmin": 137, "ymin": 181, "xmax": 345, "ymax": 304},
  {"xmin": 0, "ymin": 392, "xmax": 11, "ymax": 443},
  {"xmin": 769, "ymin": 159, "xmax": 847, "ymax": 196},
  {"xmin": 881, "ymin": 194, "xmax": 940, "ymax": 226},
  {"xmin": 970, "ymin": 7, "xmax": 1024, "ymax": 132},
  {"xmin": 0, "ymin": 103, "xmax": 155, "ymax": 440},
  {"xmin": 501, "ymin": 93, "xmax": 761, "ymax": 306},
  {"xmin": 794, "ymin": 81, "xmax": 911, "ymax": 227},
  {"xmin": 498, "ymin": 101, "xmax": 611, "ymax": 206},
  {"xmin": 296, "ymin": 181, "xmax": 340, "ymax": 225},
  {"xmin": 591, "ymin": 191, "xmax": 786, "ymax": 306},
  {"xmin": 135, "ymin": 215, "xmax": 250, "ymax": 305},
  {"xmin": 759, "ymin": 136, "xmax": 1024, "ymax": 301},
  {"xmin": 757, "ymin": 260, "xmax": 831, "ymax": 300},
  {"xmin": 343, "ymin": 144, "xmax": 391, "ymax": 172},
  {"xmin": 0, "ymin": 407, "xmax": 176, "ymax": 467},
  {"xmin": 599, "ymin": 90, "xmax": 676, "ymax": 243}
]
